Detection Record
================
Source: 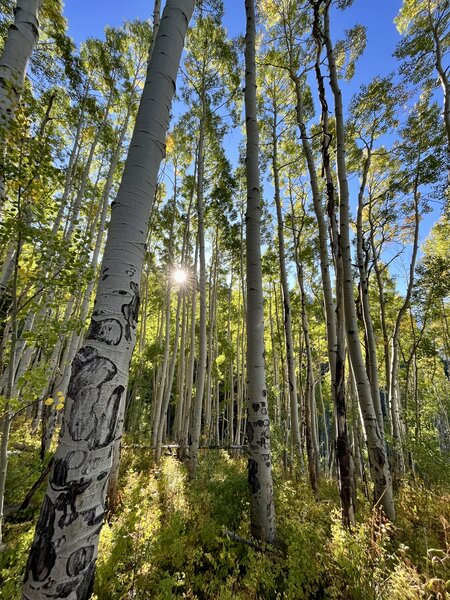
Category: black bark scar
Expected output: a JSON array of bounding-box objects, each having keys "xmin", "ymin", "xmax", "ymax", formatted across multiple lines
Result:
[
  {"xmin": 86, "ymin": 318, "xmax": 122, "ymax": 346},
  {"xmin": 68, "ymin": 347, "xmax": 117, "ymax": 448},
  {"xmin": 121, "ymin": 281, "xmax": 140, "ymax": 342},
  {"xmin": 24, "ymin": 495, "xmax": 56, "ymax": 583},
  {"xmin": 248, "ymin": 458, "xmax": 261, "ymax": 494}
]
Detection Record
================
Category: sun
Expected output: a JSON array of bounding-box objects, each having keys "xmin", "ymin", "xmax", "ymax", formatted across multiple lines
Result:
[{"xmin": 172, "ymin": 268, "xmax": 188, "ymax": 285}]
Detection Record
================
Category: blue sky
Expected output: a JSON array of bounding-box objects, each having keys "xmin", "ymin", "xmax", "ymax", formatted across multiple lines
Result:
[
  {"xmin": 62, "ymin": 1, "xmax": 437, "ymax": 287},
  {"xmin": 64, "ymin": 0, "xmax": 402, "ymax": 87},
  {"xmin": 63, "ymin": 0, "xmax": 403, "ymax": 127}
]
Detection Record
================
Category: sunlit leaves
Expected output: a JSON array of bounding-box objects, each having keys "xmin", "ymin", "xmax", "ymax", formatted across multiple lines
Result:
[
  {"xmin": 334, "ymin": 24, "xmax": 367, "ymax": 81},
  {"xmin": 394, "ymin": 0, "xmax": 449, "ymax": 88}
]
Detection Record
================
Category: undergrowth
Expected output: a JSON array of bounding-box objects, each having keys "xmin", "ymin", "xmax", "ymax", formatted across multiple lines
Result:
[{"xmin": 1, "ymin": 439, "xmax": 449, "ymax": 598}]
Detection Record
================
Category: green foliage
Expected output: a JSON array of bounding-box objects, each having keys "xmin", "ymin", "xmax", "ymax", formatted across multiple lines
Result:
[
  {"xmin": 0, "ymin": 523, "xmax": 35, "ymax": 598},
  {"xmin": 2, "ymin": 445, "xmax": 450, "ymax": 599},
  {"xmin": 92, "ymin": 453, "xmax": 450, "ymax": 599}
]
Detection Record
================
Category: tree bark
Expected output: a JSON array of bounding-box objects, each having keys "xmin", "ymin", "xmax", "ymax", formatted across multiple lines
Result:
[
  {"xmin": 244, "ymin": 0, "xmax": 276, "ymax": 544},
  {"xmin": 189, "ymin": 115, "xmax": 207, "ymax": 472},
  {"xmin": 356, "ymin": 146, "xmax": 384, "ymax": 432},
  {"xmin": 0, "ymin": 0, "xmax": 40, "ymax": 122},
  {"xmin": 23, "ymin": 2, "xmax": 195, "ymax": 596},
  {"xmin": 271, "ymin": 100, "xmax": 302, "ymax": 463},
  {"xmin": 323, "ymin": 0, "xmax": 395, "ymax": 521},
  {"xmin": 389, "ymin": 173, "xmax": 420, "ymax": 479}
]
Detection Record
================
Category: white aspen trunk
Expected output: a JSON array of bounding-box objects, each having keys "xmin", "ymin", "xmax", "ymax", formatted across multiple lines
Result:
[
  {"xmin": 269, "ymin": 294, "xmax": 281, "ymax": 428},
  {"xmin": 311, "ymin": 375, "xmax": 321, "ymax": 477},
  {"xmin": 52, "ymin": 90, "xmax": 89, "ymax": 236},
  {"xmin": 235, "ymin": 246, "xmax": 247, "ymax": 446},
  {"xmin": 181, "ymin": 285, "xmax": 196, "ymax": 451},
  {"xmin": 189, "ymin": 117, "xmax": 207, "ymax": 471},
  {"xmin": 389, "ymin": 175, "xmax": 420, "ymax": 478},
  {"xmin": 290, "ymin": 67, "xmax": 356, "ymax": 522},
  {"xmin": 64, "ymin": 97, "xmax": 112, "ymax": 244},
  {"xmin": 273, "ymin": 282, "xmax": 288, "ymax": 433},
  {"xmin": 0, "ymin": 310, "xmax": 34, "ymax": 394},
  {"xmin": 291, "ymin": 74, "xmax": 337, "ymax": 382},
  {"xmin": 271, "ymin": 103, "xmax": 302, "ymax": 462},
  {"xmin": 180, "ymin": 241, "xmax": 198, "ymax": 454},
  {"xmin": 214, "ymin": 378, "xmax": 220, "ymax": 445},
  {"xmin": 0, "ymin": 0, "xmax": 41, "ymax": 129},
  {"xmin": 310, "ymin": 6, "xmax": 356, "ymax": 524},
  {"xmin": 235, "ymin": 296, "xmax": 243, "ymax": 443},
  {"xmin": 427, "ymin": 2, "xmax": 450, "ymax": 154},
  {"xmin": 174, "ymin": 165, "xmax": 194, "ymax": 442},
  {"xmin": 0, "ymin": 243, "xmax": 15, "ymax": 300},
  {"xmin": 0, "ymin": 224, "xmax": 21, "ymax": 548},
  {"xmin": 317, "ymin": 376, "xmax": 330, "ymax": 474},
  {"xmin": 152, "ymin": 286, "xmax": 171, "ymax": 447},
  {"xmin": 0, "ymin": 0, "xmax": 41, "ymax": 204},
  {"xmin": 174, "ymin": 292, "xmax": 187, "ymax": 438},
  {"xmin": 368, "ymin": 201, "xmax": 391, "ymax": 431},
  {"xmin": 323, "ymin": 1, "xmax": 395, "ymax": 521},
  {"xmin": 356, "ymin": 147, "xmax": 384, "ymax": 432},
  {"xmin": 156, "ymin": 289, "xmax": 182, "ymax": 461},
  {"xmin": 296, "ymin": 249, "xmax": 319, "ymax": 493},
  {"xmin": 227, "ymin": 275, "xmax": 234, "ymax": 444},
  {"xmin": 23, "ymin": 2, "xmax": 194, "ymax": 596},
  {"xmin": 244, "ymin": 0, "xmax": 276, "ymax": 543},
  {"xmin": 204, "ymin": 233, "xmax": 218, "ymax": 441}
]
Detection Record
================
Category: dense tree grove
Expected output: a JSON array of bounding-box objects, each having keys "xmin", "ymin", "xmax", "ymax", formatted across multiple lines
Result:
[{"xmin": 0, "ymin": 0, "xmax": 449, "ymax": 598}]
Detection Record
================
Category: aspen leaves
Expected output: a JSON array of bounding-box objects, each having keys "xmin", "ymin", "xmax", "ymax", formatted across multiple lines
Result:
[{"xmin": 44, "ymin": 391, "xmax": 65, "ymax": 410}]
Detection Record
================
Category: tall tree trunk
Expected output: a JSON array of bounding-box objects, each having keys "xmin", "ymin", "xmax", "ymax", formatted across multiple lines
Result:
[
  {"xmin": 356, "ymin": 146, "xmax": 384, "ymax": 432},
  {"xmin": 204, "ymin": 230, "xmax": 218, "ymax": 441},
  {"xmin": 368, "ymin": 201, "xmax": 391, "ymax": 431},
  {"xmin": 290, "ymin": 43, "xmax": 354, "ymax": 523},
  {"xmin": 323, "ymin": 0, "xmax": 395, "ymax": 521},
  {"xmin": 174, "ymin": 292, "xmax": 187, "ymax": 439},
  {"xmin": 296, "ymin": 253, "xmax": 319, "ymax": 494},
  {"xmin": 152, "ymin": 285, "xmax": 171, "ymax": 447},
  {"xmin": 310, "ymin": 3, "xmax": 356, "ymax": 525},
  {"xmin": 23, "ymin": 2, "xmax": 195, "ymax": 596},
  {"xmin": 235, "ymin": 284, "xmax": 244, "ymax": 444},
  {"xmin": 156, "ymin": 288, "xmax": 182, "ymax": 461},
  {"xmin": 189, "ymin": 115, "xmax": 207, "ymax": 472},
  {"xmin": 227, "ymin": 273, "xmax": 234, "ymax": 444},
  {"xmin": 271, "ymin": 101, "xmax": 302, "ymax": 463},
  {"xmin": 244, "ymin": 0, "xmax": 276, "ymax": 544},
  {"xmin": 0, "ymin": 0, "xmax": 41, "ymax": 127},
  {"xmin": 427, "ymin": 1, "xmax": 450, "ymax": 154},
  {"xmin": 389, "ymin": 172, "xmax": 420, "ymax": 479},
  {"xmin": 0, "ymin": 0, "xmax": 41, "ymax": 205},
  {"xmin": 0, "ymin": 221, "xmax": 21, "ymax": 549}
]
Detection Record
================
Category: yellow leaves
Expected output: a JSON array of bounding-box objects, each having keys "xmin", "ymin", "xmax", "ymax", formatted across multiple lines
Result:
[
  {"xmin": 165, "ymin": 132, "xmax": 175, "ymax": 156},
  {"xmin": 260, "ymin": 0, "xmax": 282, "ymax": 28},
  {"xmin": 395, "ymin": 0, "xmax": 439, "ymax": 34},
  {"xmin": 44, "ymin": 391, "xmax": 65, "ymax": 410}
]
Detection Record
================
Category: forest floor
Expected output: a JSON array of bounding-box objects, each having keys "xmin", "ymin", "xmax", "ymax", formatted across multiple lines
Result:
[{"xmin": 1, "ymin": 422, "xmax": 450, "ymax": 599}]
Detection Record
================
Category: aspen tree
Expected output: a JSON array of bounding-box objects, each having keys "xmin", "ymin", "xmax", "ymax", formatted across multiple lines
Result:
[
  {"xmin": 321, "ymin": 0, "xmax": 395, "ymax": 520},
  {"xmin": 23, "ymin": 1, "xmax": 195, "ymax": 596},
  {"xmin": 0, "ymin": 0, "xmax": 41, "ymax": 131},
  {"xmin": 244, "ymin": 0, "xmax": 276, "ymax": 543}
]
